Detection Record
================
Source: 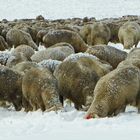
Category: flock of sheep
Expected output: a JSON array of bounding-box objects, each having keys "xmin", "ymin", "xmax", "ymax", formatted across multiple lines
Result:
[{"xmin": 0, "ymin": 15, "xmax": 140, "ymax": 119}]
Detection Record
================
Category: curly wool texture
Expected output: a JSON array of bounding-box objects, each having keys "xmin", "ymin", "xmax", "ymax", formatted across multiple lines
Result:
[
  {"xmin": 0, "ymin": 65, "xmax": 23, "ymax": 111},
  {"xmin": 6, "ymin": 29, "xmax": 38, "ymax": 50},
  {"xmin": 43, "ymin": 29, "xmax": 88, "ymax": 52},
  {"xmin": 22, "ymin": 67, "xmax": 60, "ymax": 111},
  {"xmin": 118, "ymin": 21, "xmax": 140, "ymax": 49},
  {"xmin": 85, "ymin": 65, "xmax": 140, "ymax": 118},
  {"xmin": 31, "ymin": 44, "xmax": 75, "ymax": 62},
  {"xmin": 54, "ymin": 55, "xmax": 111, "ymax": 110},
  {"xmin": 86, "ymin": 45, "xmax": 127, "ymax": 68}
]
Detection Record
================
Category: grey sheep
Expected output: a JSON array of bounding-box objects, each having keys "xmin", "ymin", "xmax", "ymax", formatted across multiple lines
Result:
[
  {"xmin": 86, "ymin": 45, "xmax": 127, "ymax": 68},
  {"xmin": 6, "ymin": 29, "xmax": 38, "ymax": 50}
]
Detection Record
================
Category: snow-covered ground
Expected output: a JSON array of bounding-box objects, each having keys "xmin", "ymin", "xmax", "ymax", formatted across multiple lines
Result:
[
  {"xmin": 1, "ymin": 45, "xmax": 140, "ymax": 140},
  {"xmin": 0, "ymin": 105, "xmax": 140, "ymax": 140},
  {"xmin": 1, "ymin": 0, "xmax": 140, "ymax": 140}
]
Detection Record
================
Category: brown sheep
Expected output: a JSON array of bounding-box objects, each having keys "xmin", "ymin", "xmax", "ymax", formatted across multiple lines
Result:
[
  {"xmin": 85, "ymin": 65, "xmax": 140, "ymax": 119},
  {"xmin": 1, "ymin": 27, "xmax": 11, "ymax": 41},
  {"xmin": 54, "ymin": 53, "xmax": 112, "ymax": 110},
  {"xmin": 118, "ymin": 21, "xmax": 140, "ymax": 49},
  {"xmin": 42, "ymin": 29, "xmax": 88, "ymax": 52},
  {"xmin": 117, "ymin": 48, "xmax": 140, "ymax": 69},
  {"xmin": 0, "ymin": 35, "xmax": 9, "ymax": 51},
  {"xmin": 36, "ymin": 29, "xmax": 49, "ymax": 45},
  {"xmin": 31, "ymin": 43, "xmax": 75, "ymax": 62},
  {"xmin": 49, "ymin": 42, "xmax": 75, "ymax": 51},
  {"xmin": 106, "ymin": 22, "xmax": 121, "ymax": 43},
  {"xmin": 21, "ymin": 26, "xmax": 39, "ymax": 46},
  {"xmin": 6, "ymin": 51, "xmax": 28, "ymax": 68},
  {"xmin": 36, "ymin": 15, "xmax": 45, "ymax": 20},
  {"xmin": 0, "ymin": 65, "xmax": 23, "ymax": 111},
  {"xmin": 86, "ymin": 45, "xmax": 127, "ymax": 68},
  {"xmin": 6, "ymin": 29, "xmax": 38, "ymax": 50},
  {"xmin": 126, "ymin": 48, "xmax": 140, "ymax": 60},
  {"xmin": 12, "ymin": 61, "xmax": 38, "ymax": 75},
  {"xmin": 22, "ymin": 67, "xmax": 61, "ymax": 111},
  {"xmin": 79, "ymin": 24, "xmax": 92, "ymax": 45},
  {"xmin": 12, "ymin": 45, "xmax": 35, "ymax": 60},
  {"xmin": 79, "ymin": 22, "xmax": 111, "ymax": 45},
  {"xmin": 118, "ymin": 59, "xmax": 140, "ymax": 69}
]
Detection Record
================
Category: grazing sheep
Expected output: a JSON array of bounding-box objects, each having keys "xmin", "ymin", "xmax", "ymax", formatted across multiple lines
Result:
[
  {"xmin": 22, "ymin": 67, "xmax": 61, "ymax": 111},
  {"xmin": 0, "ymin": 35, "xmax": 9, "ymax": 51},
  {"xmin": 6, "ymin": 29, "xmax": 38, "ymax": 50},
  {"xmin": 54, "ymin": 53, "xmax": 112, "ymax": 110},
  {"xmin": 118, "ymin": 21, "xmax": 140, "ymax": 49},
  {"xmin": 0, "ymin": 65, "xmax": 23, "ymax": 111},
  {"xmin": 106, "ymin": 22, "xmax": 120, "ymax": 43},
  {"xmin": 79, "ymin": 24, "xmax": 92, "ymax": 45},
  {"xmin": 126, "ymin": 48, "xmax": 140, "ymax": 60},
  {"xmin": 36, "ymin": 29, "xmax": 49, "ymax": 45},
  {"xmin": 86, "ymin": 45, "xmax": 127, "ymax": 68},
  {"xmin": 31, "ymin": 43, "xmax": 75, "ymax": 62},
  {"xmin": 50, "ymin": 42, "xmax": 75, "ymax": 51},
  {"xmin": 91, "ymin": 22, "xmax": 111, "ymax": 45},
  {"xmin": 85, "ymin": 65, "xmax": 140, "ymax": 119},
  {"xmin": 79, "ymin": 22, "xmax": 111, "ymax": 45},
  {"xmin": 12, "ymin": 61, "xmax": 38, "ymax": 75},
  {"xmin": 12, "ymin": 45, "xmax": 35, "ymax": 60},
  {"xmin": 6, "ymin": 51, "xmax": 28, "ymax": 68},
  {"xmin": 21, "ymin": 26, "xmax": 39, "ymax": 46},
  {"xmin": 43, "ymin": 29, "xmax": 88, "ymax": 52}
]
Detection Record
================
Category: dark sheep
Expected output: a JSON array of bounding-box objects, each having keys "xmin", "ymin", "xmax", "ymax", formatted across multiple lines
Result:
[
  {"xmin": 0, "ymin": 65, "xmax": 23, "ymax": 111},
  {"xmin": 54, "ymin": 53, "xmax": 111, "ymax": 110},
  {"xmin": 86, "ymin": 45, "xmax": 127, "ymax": 68},
  {"xmin": 42, "ymin": 29, "xmax": 88, "ymax": 52}
]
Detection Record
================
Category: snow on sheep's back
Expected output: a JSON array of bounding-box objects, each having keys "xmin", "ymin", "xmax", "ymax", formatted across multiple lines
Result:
[{"xmin": 0, "ymin": 0, "xmax": 140, "ymax": 20}]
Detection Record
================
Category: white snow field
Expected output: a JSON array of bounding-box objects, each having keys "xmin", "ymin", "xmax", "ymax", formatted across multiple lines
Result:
[
  {"xmin": 1, "ymin": 0, "xmax": 140, "ymax": 140},
  {"xmin": 0, "ymin": 0, "xmax": 140, "ymax": 20}
]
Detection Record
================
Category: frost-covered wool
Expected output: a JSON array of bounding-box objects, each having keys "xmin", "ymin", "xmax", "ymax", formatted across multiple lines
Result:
[
  {"xmin": 42, "ymin": 29, "xmax": 88, "ymax": 52},
  {"xmin": 0, "ymin": 65, "xmax": 23, "ymax": 111},
  {"xmin": 38, "ymin": 59, "xmax": 62, "ymax": 73},
  {"xmin": 54, "ymin": 56, "xmax": 111, "ymax": 110},
  {"xmin": 22, "ymin": 67, "xmax": 61, "ymax": 111},
  {"xmin": 86, "ymin": 45, "xmax": 127, "ymax": 68},
  {"xmin": 85, "ymin": 65, "xmax": 140, "ymax": 118},
  {"xmin": 64, "ymin": 52, "xmax": 98, "ymax": 62},
  {"xmin": 0, "ymin": 51, "xmax": 11, "ymax": 65},
  {"xmin": 31, "ymin": 45, "xmax": 74, "ymax": 62},
  {"xmin": 6, "ymin": 51, "xmax": 28, "ymax": 68}
]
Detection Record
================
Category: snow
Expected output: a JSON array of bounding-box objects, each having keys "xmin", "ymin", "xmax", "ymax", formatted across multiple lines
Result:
[
  {"xmin": 0, "ymin": 0, "xmax": 140, "ymax": 20},
  {"xmin": 64, "ymin": 52, "xmax": 98, "ymax": 62},
  {"xmin": 0, "ymin": 50, "xmax": 11, "ymax": 65},
  {"xmin": 1, "ymin": 0, "xmax": 140, "ymax": 140},
  {"xmin": 38, "ymin": 59, "xmax": 62, "ymax": 72},
  {"xmin": 0, "ymin": 106, "xmax": 140, "ymax": 140}
]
